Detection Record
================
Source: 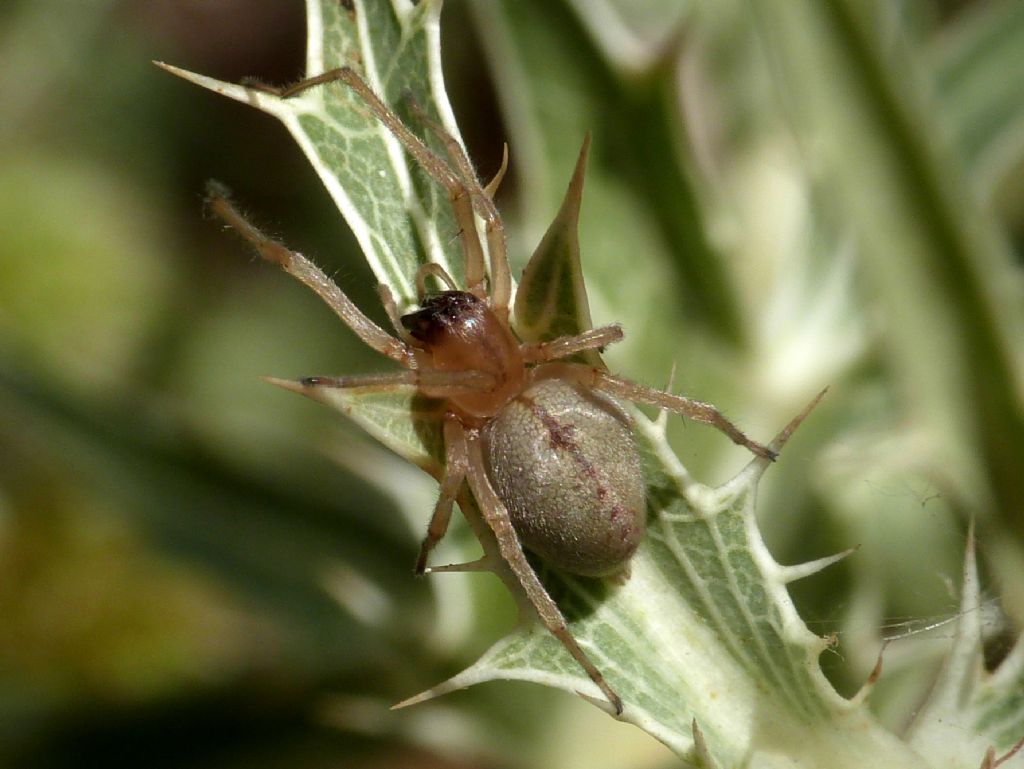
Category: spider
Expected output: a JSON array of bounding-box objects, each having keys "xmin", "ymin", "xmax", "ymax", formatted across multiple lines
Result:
[{"xmin": 205, "ymin": 67, "xmax": 776, "ymax": 716}]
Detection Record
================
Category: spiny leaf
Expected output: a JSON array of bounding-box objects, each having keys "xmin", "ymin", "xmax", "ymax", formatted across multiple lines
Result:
[
  {"xmin": 264, "ymin": 378, "xmax": 445, "ymax": 476},
  {"xmin": 405, "ymin": 399, "xmax": 930, "ymax": 768},
  {"xmin": 907, "ymin": 526, "xmax": 1024, "ymax": 769},
  {"xmin": 157, "ymin": 0, "xmax": 468, "ymax": 307},
  {"xmin": 514, "ymin": 134, "xmax": 604, "ymax": 367}
]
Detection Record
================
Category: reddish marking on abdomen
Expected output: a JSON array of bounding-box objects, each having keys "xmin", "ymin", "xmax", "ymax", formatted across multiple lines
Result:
[{"xmin": 520, "ymin": 394, "xmax": 610, "ymax": 504}]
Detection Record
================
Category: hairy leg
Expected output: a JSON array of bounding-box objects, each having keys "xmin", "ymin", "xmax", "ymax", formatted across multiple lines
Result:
[
  {"xmin": 521, "ymin": 324, "xmax": 624, "ymax": 364},
  {"xmin": 463, "ymin": 432, "xmax": 624, "ymax": 714},
  {"xmin": 415, "ymin": 416, "xmax": 468, "ymax": 574},
  {"xmin": 376, "ymin": 284, "xmax": 418, "ymax": 344},
  {"xmin": 250, "ymin": 68, "xmax": 490, "ymax": 300},
  {"xmin": 538, "ymin": 362, "xmax": 778, "ymax": 461},
  {"xmin": 205, "ymin": 182, "xmax": 413, "ymax": 366},
  {"xmin": 298, "ymin": 369, "xmax": 497, "ymax": 394},
  {"xmin": 415, "ymin": 263, "xmax": 458, "ymax": 299},
  {"xmin": 405, "ymin": 97, "xmax": 512, "ymax": 319}
]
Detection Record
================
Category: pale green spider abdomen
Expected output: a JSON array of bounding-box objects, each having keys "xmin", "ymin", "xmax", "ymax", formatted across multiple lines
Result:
[{"xmin": 484, "ymin": 377, "xmax": 647, "ymax": 578}]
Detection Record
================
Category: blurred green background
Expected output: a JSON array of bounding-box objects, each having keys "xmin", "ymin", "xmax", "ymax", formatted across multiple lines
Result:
[{"xmin": 1, "ymin": 0, "xmax": 1022, "ymax": 766}]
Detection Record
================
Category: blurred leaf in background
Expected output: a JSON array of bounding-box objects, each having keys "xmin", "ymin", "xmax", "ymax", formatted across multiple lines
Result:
[{"xmin": 1, "ymin": 0, "xmax": 1023, "ymax": 767}]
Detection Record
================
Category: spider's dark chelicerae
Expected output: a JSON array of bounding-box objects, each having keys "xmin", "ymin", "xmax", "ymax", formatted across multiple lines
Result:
[{"xmin": 205, "ymin": 67, "xmax": 776, "ymax": 715}]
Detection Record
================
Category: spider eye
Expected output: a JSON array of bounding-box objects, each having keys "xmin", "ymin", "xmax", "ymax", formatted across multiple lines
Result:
[{"xmin": 400, "ymin": 291, "xmax": 480, "ymax": 343}]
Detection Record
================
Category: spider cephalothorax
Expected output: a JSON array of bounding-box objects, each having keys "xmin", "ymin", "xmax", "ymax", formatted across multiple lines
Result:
[
  {"xmin": 204, "ymin": 66, "xmax": 777, "ymax": 716},
  {"xmin": 401, "ymin": 290, "xmax": 525, "ymax": 417},
  {"xmin": 401, "ymin": 290, "xmax": 484, "ymax": 345}
]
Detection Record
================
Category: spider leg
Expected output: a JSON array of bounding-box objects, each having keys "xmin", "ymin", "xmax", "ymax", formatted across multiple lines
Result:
[
  {"xmin": 537, "ymin": 363, "xmax": 778, "ymax": 461},
  {"xmin": 205, "ymin": 182, "xmax": 413, "ymax": 366},
  {"xmin": 462, "ymin": 431, "xmax": 625, "ymax": 715},
  {"xmin": 375, "ymin": 284, "xmax": 418, "ymax": 345},
  {"xmin": 414, "ymin": 263, "xmax": 458, "ymax": 300},
  {"xmin": 415, "ymin": 416, "xmax": 469, "ymax": 575},
  {"xmin": 522, "ymin": 324, "xmax": 624, "ymax": 363},
  {"xmin": 405, "ymin": 97, "xmax": 512, "ymax": 320},
  {"xmin": 253, "ymin": 67, "xmax": 489, "ymax": 301},
  {"xmin": 296, "ymin": 370, "xmax": 497, "ymax": 394}
]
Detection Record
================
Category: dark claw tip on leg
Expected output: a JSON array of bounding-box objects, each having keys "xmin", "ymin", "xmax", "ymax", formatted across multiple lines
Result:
[
  {"xmin": 748, "ymin": 441, "xmax": 777, "ymax": 462},
  {"xmin": 239, "ymin": 76, "xmax": 276, "ymax": 95},
  {"xmin": 578, "ymin": 689, "xmax": 624, "ymax": 716},
  {"xmin": 413, "ymin": 555, "xmax": 427, "ymax": 577}
]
